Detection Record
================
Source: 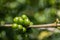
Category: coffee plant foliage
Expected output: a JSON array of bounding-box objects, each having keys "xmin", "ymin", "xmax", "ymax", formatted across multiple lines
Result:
[{"xmin": 0, "ymin": 0, "xmax": 60, "ymax": 40}]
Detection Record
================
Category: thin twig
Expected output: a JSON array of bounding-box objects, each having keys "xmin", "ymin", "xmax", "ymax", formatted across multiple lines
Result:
[{"xmin": 0, "ymin": 23, "xmax": 60, "ymax": 28}]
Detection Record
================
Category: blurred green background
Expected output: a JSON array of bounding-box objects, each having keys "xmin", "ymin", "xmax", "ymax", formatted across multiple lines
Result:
[{"xmin": 0, "ymin": 0, "xmax": 60, "ymax": 40}]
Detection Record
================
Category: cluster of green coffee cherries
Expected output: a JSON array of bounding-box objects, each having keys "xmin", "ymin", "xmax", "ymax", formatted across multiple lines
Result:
[{"xmin": 12, "ymin": 15, "xmax": 33, "ymax": 33}]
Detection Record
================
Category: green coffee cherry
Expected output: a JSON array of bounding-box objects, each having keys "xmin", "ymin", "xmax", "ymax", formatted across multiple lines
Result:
[
  {"xmin": 30, "ymin": 22, "xmax": 33, "ymax": 25},
  {"xmin": 13, "ymin": 17, "xmax": 19, "ymax": 23},
  {"xmin": 22, "ymin": 15, "xmax": 28, "ymax": 19},
  {"xmin": 12, "ymin": 23, "xmax": 18, "ymax": 29},
  {"xmin": 18, "ymin": 25, "xmax": 23, "ymax": 30},
  {"xmin": 23, "ymin": 27, "xmax": 26, "ymax": 32},
  {"xmin": 24, "ymin": 19, "xmax": 30, "ymax": 26},
  {"xmin": 18, "ymin": 17, "xmax": 23, "ymax": 24}
]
